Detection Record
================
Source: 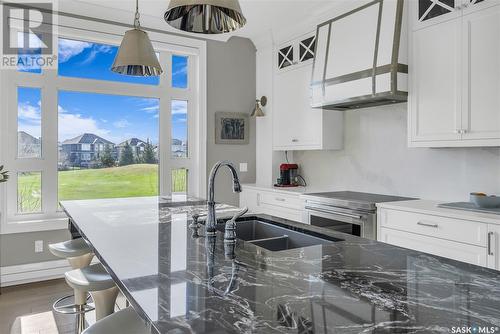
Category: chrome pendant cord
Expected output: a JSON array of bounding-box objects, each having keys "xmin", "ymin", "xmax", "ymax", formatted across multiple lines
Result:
[{"xmin": 134, "ymin": 0, "xmax": 140, "ymax": 29}]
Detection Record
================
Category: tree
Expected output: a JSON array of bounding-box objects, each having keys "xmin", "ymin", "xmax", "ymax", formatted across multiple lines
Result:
[
  {"xmin": 119, "ymin": 142, "xmax": 135, "ymax": 166},
  {"xmin": 100, "ymin": 145, "xmax": 115, "ymax": 168},
  {"xmin": 142, "ymin": 139, "xmax": 157, "ymax": 164}
]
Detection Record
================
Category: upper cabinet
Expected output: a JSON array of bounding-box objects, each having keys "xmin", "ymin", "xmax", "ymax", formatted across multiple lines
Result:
[
  {"xmin": 276, "ymin": 34, "xmax": 316, "ymax": 71},
  {"xmin": 409, "ymin": 0, "xmax": 500, "ymax": 147},
  {"xmin": 273, "ymin": 33, "xmax": 343, "ymax": 151}
]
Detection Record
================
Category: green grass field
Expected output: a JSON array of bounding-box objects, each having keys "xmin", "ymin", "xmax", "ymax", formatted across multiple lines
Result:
[{"xmin": 18, "ymin": 164, "xmax": 188, "ymax": 212}]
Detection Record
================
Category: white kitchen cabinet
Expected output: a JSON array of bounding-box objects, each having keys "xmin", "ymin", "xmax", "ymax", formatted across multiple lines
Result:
[
  {"xmin": 239, "ymin": 185, "xmax": 304, "ymax": 222},
  {"xmin": 273, "ymin": 62, "xmax": 344, "ymax": 151},
  {"xmin": 276, "ymin": 33, "xmax": 316, "ymax": 72},
  {"xmin": 410, "ymin": 17, "xmax": 462, "ymax": 143},
  {"xmin": 409, "ymin": 1, "xmax": 500, "ymax": 147},
  {"xmin": 379, "ymin": 227, "xmax": 487, "ymax": 267},
  {"xmin": 377, "ymin": 203, "xmax": 500, "ymax": 269},
  {"xmin": 487, "ymin": 224, "xmax": 500, "ymax": 270},
  {"xmin": 273, "ymin": 31, "xmax": 343, "ymax": 151},
  {"xmin": 461, "ymin": 5, "xmax": 500, "ymax": 142}
]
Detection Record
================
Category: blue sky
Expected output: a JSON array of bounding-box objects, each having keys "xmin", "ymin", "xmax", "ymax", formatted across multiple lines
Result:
[{"xmin": 18, "ymin": 38, "xmax": 189, "ymax": 145}]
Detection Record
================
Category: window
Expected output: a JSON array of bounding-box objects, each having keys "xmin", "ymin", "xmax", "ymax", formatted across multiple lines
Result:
[
  {"xmin": 171, "ymin": 169, "xmax": 188, "ymax": 194},
  {"xmin": 58, "ymin": 91, "xmax": 159, "ymax": 201},
  {"xmin": 17, "ymin": 172, "xmax": 42, "ymax": 213},
  {"xmin": 172, "ymin": 55, "xmax": 188, "ymax": 89},
  {"xmin": 17, "ymin": 33, "xmax": 42, "ymax": 74},
  {"xmin": 58, "ymin": 38, "xmax": 159, "ymax": 85},
  {"xmin": 2, "ymin": 26, "xmax": 205, "ymax": 229},
  {"xmin": 18, "ymin": 87, "xmax": 42, "ymax": 158},
  {"xmin": 171, "ymin": 100, "xmax": 188, "ymax": 158}
]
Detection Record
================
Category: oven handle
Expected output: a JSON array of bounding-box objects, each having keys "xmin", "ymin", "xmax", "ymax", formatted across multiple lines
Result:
[{"xmin": 305, "ymin": 206, "xmax": 362, "ymax": 220}]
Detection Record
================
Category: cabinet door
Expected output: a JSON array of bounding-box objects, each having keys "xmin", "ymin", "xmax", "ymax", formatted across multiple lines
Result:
[
  {"xmin": 413, "ymin": 0, "xmax": 461, "ymax": 29},
  {"xmin": 273, "ymin": 64, "xmax": 322, "ymax": 149},
  {"xmin": 239, "ymin": 189, "xmax": 260, "ymax": 213},
  {"xmin": 487, "ymin": 224, "xmax": 500, "ymax": 270},
  {"xmin": 461, "ymin": 5, "xmax": 500, "ymax": 141},
  {"xmin": 410, "ymin": 17, "xmax": 462, "ymax": 142},
  {"xmin": 379, "ymin": 227, "xmax": 487, "ymax": 267},
  {"xmin": 277, "ymin": 44, "xmax": 294, "ymax": 71}
]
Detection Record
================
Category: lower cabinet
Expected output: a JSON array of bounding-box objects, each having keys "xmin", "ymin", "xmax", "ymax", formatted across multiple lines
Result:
[
  {"xmin": 239, "ymin": 186, "xmax": 304, "ymax": 222},
  {"xmin": 379, "ymin": 227, "xmax": 487, "ymax": 267},
  {"xmin": 487, "ymin": 224, "xmax": 500, "ymax": 270},
  {"xmin": 378, "ymin": 207, "xmax": 499, "ymax": 270}
]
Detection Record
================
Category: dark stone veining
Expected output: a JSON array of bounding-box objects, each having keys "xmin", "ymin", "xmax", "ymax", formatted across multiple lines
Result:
[{"xmin": 62, "ymin": 196, "xmax": 500, "ymax": 334}]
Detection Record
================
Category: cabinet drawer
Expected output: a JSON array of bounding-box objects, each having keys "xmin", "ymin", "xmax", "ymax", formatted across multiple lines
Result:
[
  {"xmin": 379, "ymin": 209, "xmax": 487, "ymax": 247},
  {"xmin": 379, "ymin": 227, "xmax": 487, "ymax": 267},
  {"xmin": 259, "ymin": 192, "xmax": 303, "ymax": 210},
  {"xmin": 259, "ymin": 204, "xmax": 302, "ymax": 222}
]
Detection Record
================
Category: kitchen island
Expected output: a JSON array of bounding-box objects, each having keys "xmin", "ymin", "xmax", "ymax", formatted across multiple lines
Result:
[{"xmin": 61, "ymin": 196, "xmax": 500, "ymax": 334}]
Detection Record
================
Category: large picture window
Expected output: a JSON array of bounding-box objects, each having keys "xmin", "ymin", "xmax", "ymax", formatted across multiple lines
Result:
[
  {"xmin": 58, "ymin": 91, "xmax": 159, "ymax": 201},
  {"xmin": 1, "ymin": 27, "xmax": 205, "ymax": 230}
]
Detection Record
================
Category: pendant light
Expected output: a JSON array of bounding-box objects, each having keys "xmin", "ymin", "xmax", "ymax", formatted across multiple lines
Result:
[
  {"xmin": 111, "ymin": 0, "xmax": 163, "ymax": 76},
  {"xmin": 164, "ymin": 0, "xmax": 246, "ymax": 34}
]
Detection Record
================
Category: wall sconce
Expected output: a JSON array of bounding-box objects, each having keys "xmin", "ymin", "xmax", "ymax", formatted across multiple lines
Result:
[{"xmin": 251, "ymin": 96, "xmax": 267, "ymax": 117}]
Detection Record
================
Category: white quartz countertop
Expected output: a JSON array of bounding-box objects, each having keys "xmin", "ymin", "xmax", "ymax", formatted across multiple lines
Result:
[{"xmin": 377, "ymin": 199, "xmax": 500, "ymax": 225}]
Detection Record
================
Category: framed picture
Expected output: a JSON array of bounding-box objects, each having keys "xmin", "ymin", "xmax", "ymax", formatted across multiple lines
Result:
[{"xmin": 215, "ymin": 112, "xmax": 249, "ymax": 145}]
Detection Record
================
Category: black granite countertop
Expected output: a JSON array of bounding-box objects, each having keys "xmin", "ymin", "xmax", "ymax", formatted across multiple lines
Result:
[{"xmin": 61, "ymin": 196, "xmax": 500, "ymax": 334}]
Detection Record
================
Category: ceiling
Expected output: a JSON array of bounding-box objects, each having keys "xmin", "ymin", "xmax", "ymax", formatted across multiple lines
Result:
[{"xmin": 62, "ymin": 0, "xmax": 347, "ymax": 43}]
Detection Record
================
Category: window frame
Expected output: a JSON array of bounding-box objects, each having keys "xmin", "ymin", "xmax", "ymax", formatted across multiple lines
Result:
[{"xmin": 0, "ymin": 19, "xmax": 207, "ymax": 234}]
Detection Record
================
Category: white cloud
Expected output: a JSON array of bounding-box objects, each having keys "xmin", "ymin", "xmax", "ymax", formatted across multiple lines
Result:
[
  {"xmin": 58, "ymin": 39, "xmax": 92, "ymax": 63},
  {"xmin": 171, "ymin": 100, "xmax": 187, "ymax": 115},
  {"xmin": 172, "ymin": 64, "xmax": 187, "ymax": 77},
  {"xmin": 140, "ymin": 106, "xmax": 159, "ymax": 113},
  {"xmin": 18, "ymin": 103, "xmax": 41, "ymax": 121},
  {"xmin": 79, "ymin": 44, "xmax": 114, "ymax": 65},
  {"xmin": 113, "ymin": 119, "xmax": 131, "ymax": 128},
  {"xmin": 58, "ymin": 106, "xmax": 111, "ymax": 141}
]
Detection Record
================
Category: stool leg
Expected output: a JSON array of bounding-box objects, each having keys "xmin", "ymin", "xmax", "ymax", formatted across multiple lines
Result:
[
  {"xmin": 76, "ymin": 305, "xmax": 86, "ymax": 334},
  {"xmin": 74, "ymin": 288, "xmax": 87, "ymax": 306},
  {"xmin": 67, "ymin": 253, "xmax": 94, "ymax": 269},
  {"xmin": 90, "ymin": 286, "xmax": 119, "ymax": 321}
]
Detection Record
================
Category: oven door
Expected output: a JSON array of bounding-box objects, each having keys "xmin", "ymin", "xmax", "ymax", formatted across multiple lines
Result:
[{"xmin": 304, "ymin": 201, "xmax": 376, "ymax": 239}]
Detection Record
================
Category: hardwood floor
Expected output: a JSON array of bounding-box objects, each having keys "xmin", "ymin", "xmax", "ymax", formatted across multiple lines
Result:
[{"xmin": 0, "ymin": 279, "xmax": 127, "ymax": 334}]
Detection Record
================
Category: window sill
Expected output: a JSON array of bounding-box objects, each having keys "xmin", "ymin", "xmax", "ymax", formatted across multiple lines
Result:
[{"xmin": 1, "ymin": 217, "xmax": 69, "ymax": 235}]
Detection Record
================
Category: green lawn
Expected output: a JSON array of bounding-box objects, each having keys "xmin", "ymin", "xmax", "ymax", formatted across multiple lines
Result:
[{"xmin": 18, "ymin": 164, "xmax": 188, "ymax": 212}]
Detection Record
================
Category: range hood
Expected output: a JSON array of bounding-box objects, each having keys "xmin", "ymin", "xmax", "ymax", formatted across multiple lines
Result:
[{"xmin": 311, "ymin": 0, "xmax": 408, "ymax": 111}]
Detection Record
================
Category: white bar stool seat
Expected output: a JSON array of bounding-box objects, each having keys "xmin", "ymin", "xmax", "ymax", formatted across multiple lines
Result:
[
  {"xmin": 49, "ymin": 238, "xmax": 95, "ymax": 317},
  {"xmin": 49, "ymin": 238, "xmax": 93, "ymax": 260},
  {"xmin": 65, "ymin": 263, "xmax": 119, "ymax": 321},
  {"xmin": 82, "ymin": 307, "xmax": 150, "ymax": 334}
]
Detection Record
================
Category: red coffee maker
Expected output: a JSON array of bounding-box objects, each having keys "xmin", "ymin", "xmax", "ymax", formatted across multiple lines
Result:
[{"xmin": 275, "ymin": 164, "xmax": 299, "ymax": 187}]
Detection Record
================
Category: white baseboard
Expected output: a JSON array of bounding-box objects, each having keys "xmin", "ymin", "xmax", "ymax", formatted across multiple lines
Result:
[{"xmin": 1, "ymin": 258, "xmax": 99, "ymax": 287}]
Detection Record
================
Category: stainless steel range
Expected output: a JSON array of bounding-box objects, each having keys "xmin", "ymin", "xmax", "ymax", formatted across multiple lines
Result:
[{"xmin": 302, "ymin": 191, "xmax": 415, "ymax": 240}]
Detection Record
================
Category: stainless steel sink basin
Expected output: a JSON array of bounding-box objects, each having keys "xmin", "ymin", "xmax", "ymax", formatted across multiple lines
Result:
[{"xmin": 217, "ymin": 219, "xmax": 339, "ymax": 251}]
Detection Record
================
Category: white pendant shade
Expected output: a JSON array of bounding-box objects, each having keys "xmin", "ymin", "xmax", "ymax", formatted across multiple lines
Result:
[
  {"xmin": 111, "ymin": 28, "xmax": 163, "ymax": 76},
  {"xmin": 164, "ymin": 0, "xmax": 246, "ymax": 34}
]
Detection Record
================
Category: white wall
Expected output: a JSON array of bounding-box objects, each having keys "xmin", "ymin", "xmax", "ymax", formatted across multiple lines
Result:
[
  {"xmin": 292, "ymin": 103, "xmax": 500, "ymax": 201},
  {"xmin": 255, "ymin": 43, "xmax": 281, "ymax": 186}
]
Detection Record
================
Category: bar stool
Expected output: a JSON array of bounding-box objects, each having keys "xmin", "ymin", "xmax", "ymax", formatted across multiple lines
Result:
[
  {"xmin": 48, "ymin": 238, "xmax": 94, "ymax": 314},
  {"xmin": 82, "ymin": 307, "xmax": 150, "ymax": 334},
  {"xmin": 65, "ymin": 263, "xmax": 119, "ymax": 323}
]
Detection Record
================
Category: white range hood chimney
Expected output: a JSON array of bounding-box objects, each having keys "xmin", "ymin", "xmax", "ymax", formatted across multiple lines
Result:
[{"xmin": 311, "ymin": 0, "xmax": 408, "ymax": 110}]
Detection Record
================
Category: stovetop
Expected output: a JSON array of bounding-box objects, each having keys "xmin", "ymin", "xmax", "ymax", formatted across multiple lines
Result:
[{"xmin": 302, "ymin": 191, "xmax": 416, "ymax": 211}]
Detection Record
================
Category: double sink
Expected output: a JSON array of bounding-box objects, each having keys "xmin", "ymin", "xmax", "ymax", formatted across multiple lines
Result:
[{"xmin": 217, "ymin": 219, "xmax": 342, "ymax": 252}]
